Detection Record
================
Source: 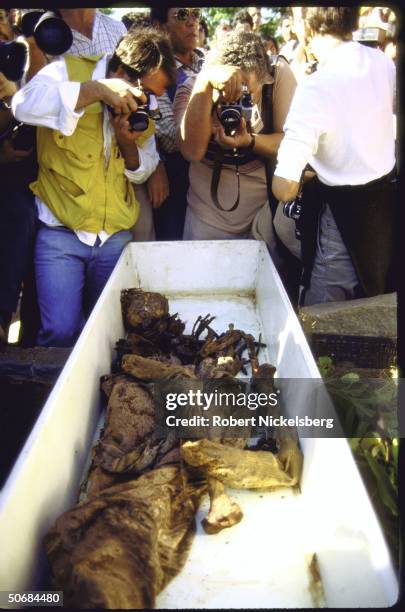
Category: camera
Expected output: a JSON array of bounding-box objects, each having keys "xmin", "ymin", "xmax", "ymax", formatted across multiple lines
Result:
[
  {"xmin": 283, "ymin": 193, "xmax": 303, "ymax": 240},
  {"xmin": 18, "ymin": 10, "xmax": 73, "ymax": 56},
  {"xmin": 0, "ymin": 39, "xmax": 28, "ymax": 82},
  {"xmin": 128, "ymin": 92, "xmax": 161, "ymax": 132},
  {"xmin": 219, "ymin": 84, "xmax": 254, "ymax": 136},
  {"xmin": 109, "ymin": 91, "xmax": 162, "ymax": 132},
  {"xmin": 0, "ymin": 11, "xmax": 72, "ymax": 83}
]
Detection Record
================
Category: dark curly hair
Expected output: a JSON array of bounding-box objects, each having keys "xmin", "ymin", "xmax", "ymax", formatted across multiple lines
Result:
[
  {"xmin": 304, "ymin": 7, "xmax": 359, "ymax": 39},
  {"xmin": 108, "ymin": 27, "xmax": 177, "ymax": 86},
  {"xmin": 121, "ymin": 10, "xmax": 151, "ymax": 31},
  {"xmin": 207, "ymin": 31, "xmax": 271, "ymax": 82}
]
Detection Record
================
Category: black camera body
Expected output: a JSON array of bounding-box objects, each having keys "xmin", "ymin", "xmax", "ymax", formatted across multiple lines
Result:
[
  {"xmin": 219, "ymin": 84, "xmax": 254, "ymax": 136},
  {"xmin": 283, "ymin": 193, "xmax": 303, "ymax": 240},
  {"xmin": 0, "ymin": 39, "xmax": 28, "ymax": 82},
  {"xmin": 129, "ymin": 92, "xmax": 162, "ymax": 132},
  {"xmin": 0, "ymin": 11, "xmax": 73, "ymax": 84},
  {"xmin": 109, "ymin": 92, "xmax": 162, "ymax": 132}
]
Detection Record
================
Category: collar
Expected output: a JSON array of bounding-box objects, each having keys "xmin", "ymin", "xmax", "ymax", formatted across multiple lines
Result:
[
  {"xmin": 175, "ymin": 49, "xmax": 204, "ymax": 72},
  {"xmin": 312, "ymin": 36, "xmax": 350, "ymax": 68}
]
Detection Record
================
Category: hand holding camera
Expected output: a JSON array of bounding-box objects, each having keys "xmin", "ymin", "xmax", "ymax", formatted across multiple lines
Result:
[
  {"xmin": 98, "ymin": 78, "xmax": 147, "ymax": 116},
  {"xmin": 214, "ymin": 116, "xmax": 253, "ymax": 150}
]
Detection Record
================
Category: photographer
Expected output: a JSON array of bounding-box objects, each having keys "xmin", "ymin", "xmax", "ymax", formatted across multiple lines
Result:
[
  {"xmin": 12, "ymin": 28, "xmax": 176, "ymax": 347},
  {"xmin": 174, "ymin": 31, "xmax": 296, "ymax": 248},
  {"xmin": 0, "ymin": 8, "xmax": 38, "ymax": 344},
  {"xmin": 272, "ymin": 7, "xmax": 396, "ymax": 306}
]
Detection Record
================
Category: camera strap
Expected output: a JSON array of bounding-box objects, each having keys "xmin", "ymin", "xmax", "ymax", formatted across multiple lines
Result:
[
  {"xmin": 261, "ymin": 80, "xmax": 278, "ymax": 219},
  {"xmin": 210, "ymin": 146, "xmax": 241, "ymax": 212}
]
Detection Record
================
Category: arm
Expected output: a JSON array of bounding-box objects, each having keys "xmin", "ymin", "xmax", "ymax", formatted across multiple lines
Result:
[
  {"xmin": 178, "ymin": 72, "xmax": 214, "ymax": 161},
  {"xmin": 272, "ymin": 79, "xmax": 329, "ymax": 202},
  {"xmin": 120, "ymin": 130, "xmax": 160, "ymax": 184},
  {"xmin": 272, "ymin": 175, "xmax": 300, "ymax": 202},
  {"xmin": 199, "ymin": 59, "xmax": 298, "ymax": 158},
  {"xmin": 178, "ymin": 65, "xmax": 244, "ymax": 162},
  {"xmin": 12, "ymin": 57, "xmax": 143, "ymax": 136},
  {"xmin": 146, "ymin": 160, "xmax": 170, "ymax": 208}
]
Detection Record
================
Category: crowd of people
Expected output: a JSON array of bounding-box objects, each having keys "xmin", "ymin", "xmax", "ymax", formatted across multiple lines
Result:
[{"xmin": 0, "ymin": 6, "xmax": 397, "ymax": 348}]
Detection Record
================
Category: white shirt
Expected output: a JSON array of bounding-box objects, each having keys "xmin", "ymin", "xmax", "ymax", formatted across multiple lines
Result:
[
  {"xmin": 12, "ymin": 55, "xmax": 159, "ymax": 246},
  {"xmin": 275, "ymin": 41, "xmax": 396, "ymax": 186},
  {"xmin": 68, "ymin": 10, "xmax": 127, "ymax": 56}
]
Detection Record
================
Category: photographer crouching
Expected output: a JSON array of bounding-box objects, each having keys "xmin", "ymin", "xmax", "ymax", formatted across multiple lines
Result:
[
  {"xmin": 12, "ymin": 27, "xmax": 176, "ymax": 347},
  {"xmin": 174, "ymin": 31, "xmax": 296, "ymax": 252}
]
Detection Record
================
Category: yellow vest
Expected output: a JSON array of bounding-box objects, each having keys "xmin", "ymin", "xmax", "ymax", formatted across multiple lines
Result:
[{"xmin": 30, "ymin": 54, "xmax": 155, "ymax": 233}]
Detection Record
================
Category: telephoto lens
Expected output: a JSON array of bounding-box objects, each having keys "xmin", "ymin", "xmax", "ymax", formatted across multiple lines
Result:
[{"xmin": 20, "ymin": 10, "xmax": 72, "ymax": 56}]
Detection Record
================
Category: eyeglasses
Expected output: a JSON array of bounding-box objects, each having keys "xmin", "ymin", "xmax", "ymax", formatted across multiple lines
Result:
[{"xmin": 172, "ymin": 8, "xmax": 201, "ymax": 22}]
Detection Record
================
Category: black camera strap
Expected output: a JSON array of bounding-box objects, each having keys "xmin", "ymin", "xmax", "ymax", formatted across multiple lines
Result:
[
  {"xmin": 261, "ymin": 81, "xmax": 278, "ymax": 219},
  {"xmin": 210, "ymin": 146, "xmax": 241, "ymax": 212}
]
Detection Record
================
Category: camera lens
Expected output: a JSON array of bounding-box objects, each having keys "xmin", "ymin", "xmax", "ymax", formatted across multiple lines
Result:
[
  {"xmin": 128, "ymin": 109, "xmax": 149, "ymax": 132},
  {"xmin": 20, "ymin": 10, "xmax": 43, "ymax": 37},
  {"xmin": 283, "ymin": 200, "xmax": 302, "ymax": 220},
  {"xmin": 34, "ymin": 11, "xmax": 73, "ymax": 56},
  {"xmin": 220, "ymin": 107, "xmax": 241, "ymax": 135}
]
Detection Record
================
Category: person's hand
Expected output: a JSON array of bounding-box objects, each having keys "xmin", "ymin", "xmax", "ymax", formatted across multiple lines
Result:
[
  {"xmin": 147, "ymin": 161, "xmax": 169, "ymax": 208},
  {"xmin": 202, "ymin": 65, "xmax": 244, "ymax": 103},
  {"xmin": 0, "ymin": 72, "xmax": 17, "ymax": 100},
  {"xmin": 213, "ymin": 116, "xmax": 252, "ymax": 149},
  {"xmin": 98, "ymin": 78, "xmax": 147, "ymax": 115},
  {"xmin": 0, "ymin": 139, "xmax": 32, "ymax": 164},
  {"xmin": 111, "ymin": 113, "xmax": 144, "ymax": 147}
]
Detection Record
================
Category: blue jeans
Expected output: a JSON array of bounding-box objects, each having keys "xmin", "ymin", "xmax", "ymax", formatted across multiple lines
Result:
[
  {"xmin": 35, "ymin": 225, "xmax": 131, "ymax": 347},
  {"xmin": 303, "ymin": 204, "xmax": 361, "ymax": 306}
]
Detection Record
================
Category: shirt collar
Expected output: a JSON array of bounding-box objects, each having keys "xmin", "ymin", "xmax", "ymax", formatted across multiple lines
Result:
[{"xmin": 175, "ymin": 50, "xmax": 204, "ymax": 72}]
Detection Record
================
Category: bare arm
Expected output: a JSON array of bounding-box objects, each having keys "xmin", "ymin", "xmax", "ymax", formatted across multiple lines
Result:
[
  {"xmin": 75, "ymin": 78, "xmax": 145, "ymax": 114},
  {"xmin": 272, "ymin": 175, "xmax": 299, "ymax": 202},
  {"xmin": 179, "ymin": 65, "xmax": 244, "ymax": 162},
  {"xmin": 179, "ymin": 73, "xmax": 215, "ymax": 162}
]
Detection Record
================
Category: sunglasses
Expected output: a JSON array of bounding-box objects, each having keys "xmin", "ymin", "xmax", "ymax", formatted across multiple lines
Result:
[{"xmin": 172, "ymin": 8, "xmax": 201, "ymax": 22}]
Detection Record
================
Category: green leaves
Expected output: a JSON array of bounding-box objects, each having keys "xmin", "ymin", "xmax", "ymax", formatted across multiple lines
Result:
[{"xmin": 317, "ymin": 356, "xmax": 399, "ymax": 564}]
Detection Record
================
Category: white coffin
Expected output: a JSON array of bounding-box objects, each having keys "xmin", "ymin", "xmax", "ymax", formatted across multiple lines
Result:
[{"xmin": 0, "ymin": 241, "xmax": 398, "ymax": 608}]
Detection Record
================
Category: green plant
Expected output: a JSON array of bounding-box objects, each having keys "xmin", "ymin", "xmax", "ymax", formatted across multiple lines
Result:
[{"xmin": 316, "ymin": 356, "xmax": 399, "ymax": 565}]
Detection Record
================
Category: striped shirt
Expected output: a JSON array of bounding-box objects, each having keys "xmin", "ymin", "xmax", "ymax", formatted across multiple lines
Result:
[{"xmin": 156, "ymin": 51, "xmax": 204, "ymax": 155}]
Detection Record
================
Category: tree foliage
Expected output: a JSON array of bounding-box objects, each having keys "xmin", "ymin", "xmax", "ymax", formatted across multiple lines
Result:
[
  {"xmin": 98, "ymin": 8, "xmax": 113, "ymax": 16},
  {"xmin": 202, "ymin": 6, "xmax": 289, "ymax": 41}
]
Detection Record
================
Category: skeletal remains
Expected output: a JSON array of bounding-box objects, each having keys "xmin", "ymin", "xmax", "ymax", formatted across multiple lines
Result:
[{"xmin": 45, "ymin": 289, "xmax": 303, "ymax": 609}]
